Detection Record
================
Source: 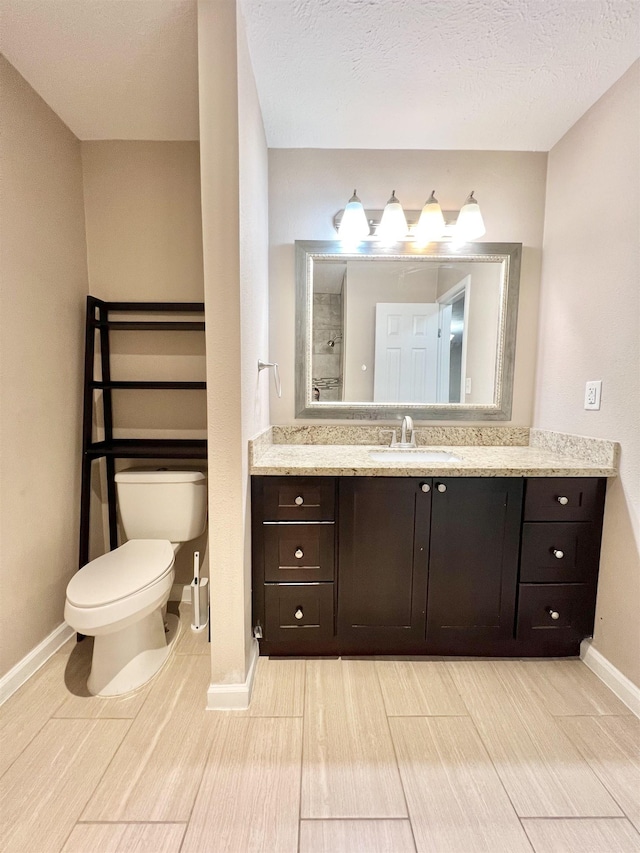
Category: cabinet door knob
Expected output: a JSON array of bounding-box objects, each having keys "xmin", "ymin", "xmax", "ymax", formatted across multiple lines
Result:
[
  {"xmin": 294, "ymin": 548, "xmax": 304, "ymax": 559},
  {"xmin": 421, "ymin": 483, "xmax": 430, "ymax": 493},
  {"xmin": 294, "ymin": 607, "xmax": 304, "ymax": 620},
  {"xmin": 557, "ymin": 496, "xmax": 569, "ymax": 505},
  {"xmin": 294, "ymin": 495, "xmax": 304, "ymax": 506},
  {"xmin": 546, "ymin": 608, "xmax": 560, "ymax": 620},
  {"xmin": 437, "ymin": 483, "xmax": 447, "ymax": 493},
  {"xmin": 553, "ymin": 549, "xmax": 564, "ymax": 559}
]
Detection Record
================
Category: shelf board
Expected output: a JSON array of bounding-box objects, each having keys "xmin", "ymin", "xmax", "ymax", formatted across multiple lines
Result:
[
  {"xmin": 86, "ymin": 439, "xmax": 207, "ymax": 459},
  {"xmin": 105, "ymin": 301, "xmax": 204, "ymax": 312},
  {"xmin": 92, "ymin": 381, "xmax": 206, "ymax": 390},
  {"xmin": 95, "ymin": 321, "xmax": 205, "ymax": 331}
]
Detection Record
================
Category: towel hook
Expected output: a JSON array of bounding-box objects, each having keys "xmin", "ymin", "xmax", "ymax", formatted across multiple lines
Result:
[{"xmin": 258, "ymin": 359, "xmax": 282, "ymax": 398}]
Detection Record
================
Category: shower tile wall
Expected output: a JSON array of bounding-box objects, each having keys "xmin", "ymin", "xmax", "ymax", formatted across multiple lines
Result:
[{"xmin": 312, "ymin": 293, "xmax": 343, "ymax": 402}]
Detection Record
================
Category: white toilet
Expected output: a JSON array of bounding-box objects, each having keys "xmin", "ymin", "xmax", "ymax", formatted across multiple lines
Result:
[{"xmin": 65, "ymin": 468, "xmax": 207, "ymax": 697}]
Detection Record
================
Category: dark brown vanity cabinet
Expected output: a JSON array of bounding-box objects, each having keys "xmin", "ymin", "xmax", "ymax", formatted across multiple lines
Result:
[
  {"xmin": 338, "ymin": 478, "xmax": 431, "ymax": 651},
  {"xmin": 251, "ymin": 474, "xmax": 606, "ymax": 657},
  {"xmin": 251, "ymin": 477, "xmax": 337, "ymax": 653},
  {"xmin": 516, "ymin": 477, "xmax": 605, "ymax": 652},
  {"xmin": 425, "ymin": 478, "xmax": 524, "ymax": 654}
]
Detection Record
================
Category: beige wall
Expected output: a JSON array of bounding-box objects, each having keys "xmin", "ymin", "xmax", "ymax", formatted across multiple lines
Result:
[
  {"xmin": 0, "ymin": 57, "xmax": 88, "ymax": 676},
  {"xmin": 535, "ymin": 61, "xmax": 640, "ymax": 687},
  {"xmin": 198, "ymin": 0, "xmax": 269, "ymax": 689},
  {"xmin": 80, "ymin": 141, "xmax": 206, "ymax": 585},
  {"xmin": 81, "ymin": 141, "xmax": 204, "ymax": 302},
  {"xmin": 269, "ymin": 149, "xmax": 547, "ymax": 424}
]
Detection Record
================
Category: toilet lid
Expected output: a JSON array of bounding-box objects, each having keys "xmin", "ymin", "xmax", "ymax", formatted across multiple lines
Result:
[{"xmin": 67, "ymin": 540, "xmax": 175, "ymax": 607}]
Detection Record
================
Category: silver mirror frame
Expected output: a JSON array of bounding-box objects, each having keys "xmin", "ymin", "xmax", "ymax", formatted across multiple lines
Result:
[{"xmin": 295, "ymin": 240, "xmax": 522, "ymax": 420}]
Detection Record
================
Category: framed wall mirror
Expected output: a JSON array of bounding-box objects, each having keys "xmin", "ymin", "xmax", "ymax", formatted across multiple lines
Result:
[{"xmin": 295, "ymin": 241, "xmax": 522, "ymax": 420}]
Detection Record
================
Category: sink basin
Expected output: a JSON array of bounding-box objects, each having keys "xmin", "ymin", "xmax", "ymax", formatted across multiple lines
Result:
[{"xmin": 368, "ymin": 449, "xmax": 460, "ymax": 463}]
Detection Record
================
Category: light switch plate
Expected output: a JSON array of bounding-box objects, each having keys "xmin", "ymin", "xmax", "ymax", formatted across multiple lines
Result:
[{"xmin": 584, "ymin": 380, "xmax": 602, "ymax": 410}]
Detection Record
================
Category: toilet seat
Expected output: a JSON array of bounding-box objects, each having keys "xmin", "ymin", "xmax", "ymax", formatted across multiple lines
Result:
[{"xmin": 67, "ymin": 540, "xmax": 175, "ymax": 608}]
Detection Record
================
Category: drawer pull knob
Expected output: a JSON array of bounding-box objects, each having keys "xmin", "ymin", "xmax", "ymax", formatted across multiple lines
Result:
[
  {"xmin": 557, "ymin": 496, "xmax": 569, "ymax": 505},
  {"xmin": 294, "ymin": 548, "xmax": 304, "ymax": 559},
  {"xmin": 437, "ymin": 483, "xmax": 447, "ymax": 493},
  {"xmin": 421, "ymin": 483, "xmax": 431, "ymax": 493},
  {"xmin": 294, "ymin": 607, "xmax": 304, "ymax": 620},
  {"xmin": 294, "ymin": 496, "xmax": 304, "ymax": 506},
  {"xmin": 547, "ymin": 608, "xmax": 560, "ymax": 620},
  {"xmin": 553, "ymin": 549, "xmax": 564, "ymax": 559}
]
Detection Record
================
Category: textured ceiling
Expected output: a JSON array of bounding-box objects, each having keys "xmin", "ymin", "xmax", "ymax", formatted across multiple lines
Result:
[
  {"xmin": 240, "ymin": 0, "xmax": 640, "ymax": 150},
  {"xmin": 0, "ymin": 0, "xmax": 637, "ymax": 148}
]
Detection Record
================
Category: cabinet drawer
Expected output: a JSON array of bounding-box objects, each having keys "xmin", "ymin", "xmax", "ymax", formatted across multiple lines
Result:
[
  {"xmin": 524, "ymin": 478, "xmax": 605, "ymax": 522},
  {"xmin": 264, "ymin": 584, "xmax": 334, "ymax": 643},
  {"xmin": 264, "ymin": 523, "xmax": 335, "ymax": 582},
  {"xmin": 516, "ymin": 583, "xmax": 594, "ymax": 642},
  {"xmin": 262, "ymin": 477, "xmax": 335, "ymax": 521},
  {"xmin": 520, "ymin": 522, "xmax": 600, "ymax": 583}
]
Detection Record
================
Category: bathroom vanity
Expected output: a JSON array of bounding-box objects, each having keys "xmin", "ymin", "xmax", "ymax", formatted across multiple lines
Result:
[{"xmin": 250, "ymin": 432, "xmax": 615, "ymax": 659}]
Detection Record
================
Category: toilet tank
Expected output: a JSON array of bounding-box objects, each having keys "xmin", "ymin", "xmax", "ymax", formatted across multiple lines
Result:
[{"xmin": 115, "ymin": 468, "xmax": 207, "ymax": 542}]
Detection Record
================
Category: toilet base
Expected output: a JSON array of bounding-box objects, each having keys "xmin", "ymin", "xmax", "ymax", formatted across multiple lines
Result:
[{"xmin": 87, "ymin": 610, "xmax": 180, "ymax": 697}]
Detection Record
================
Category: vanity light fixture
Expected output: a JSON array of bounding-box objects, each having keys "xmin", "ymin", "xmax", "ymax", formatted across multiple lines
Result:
[
  {"xmin": 333, "ymin": 189, "xmax": 486, "ymax": 243},
  {"xmin": 336, "ymin": 190, "xmax": 370, "ymax": 243},
  {"xmin": 414, "ymin": 191, "xmax": 446, "ymax": 246},
  {"xmin": 453, "ymin": 191, "xmax": 486, "ymax": 241},
  {"xmin": 376, "ymin": 191, "xmax": 409, "ymax": 243}
]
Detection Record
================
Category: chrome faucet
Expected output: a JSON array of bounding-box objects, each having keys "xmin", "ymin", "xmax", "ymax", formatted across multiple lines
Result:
[{"xmin": 390, "ymin": 415, "xmax": 416, "ymax": 448}]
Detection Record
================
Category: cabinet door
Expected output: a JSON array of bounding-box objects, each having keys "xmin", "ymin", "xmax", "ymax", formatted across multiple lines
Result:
[
  {"xmin": 338, "ymin": 477, "xmax": 431, "ymax": 651},
  {"xmin": 426, "ymin": 478, "xmax": 523, "ymax": 652}
]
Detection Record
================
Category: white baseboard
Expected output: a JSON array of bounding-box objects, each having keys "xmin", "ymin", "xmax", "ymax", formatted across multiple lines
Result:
[
  {"xmin": 0, "ymin": 622, "xmax": 75, "ymax": 705},
  {"xmin": 206, "ymin": 640, "xmax": 259, "ymax": 710},
  {"xmin": 581, "ymin": 639, "xmax": 640, "ymax": 717}
]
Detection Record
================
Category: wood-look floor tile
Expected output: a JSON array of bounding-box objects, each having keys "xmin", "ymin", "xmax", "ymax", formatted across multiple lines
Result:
[
  {"xmin": 0, "ymin": 718, "xmax": 130, "ymax": 853},
  {"xmin": 302, "ymin": 659, "xmax": 407, "ymax": 819},
  {"xmin": 52, "ymin": 637, "xmax": 151, "ymax": 719},
  {"xmin": 299, "ymin": 819, "xmax": 416, "ymax": 852},
  {"xmin": 230, "ymin": 657, "xmax": 305, "ymax": 716},
  {"xmin": 173, "ymin": 602, "xmax": 210, "ymax": 655},
  {"xmin": 0, "ymin": 653, "xmax": 69, "ymax": 777},
  {"xmin": 521, "ymin": 818, "xmax": 640, "ymax": 852},
  {"xmin": 559, "ymin": 715, "xmax": 640, "ymax": 831},
  {"xmin": 511, "ymin": 660, "xmax": 632, "ymax": 716},
  {"xmin": 62, "ymin": 822, "xmax": 186, "ymax": 852},
  {"xmin": 447, "ymin": 661, "xmax": 622, "ymax": 817},
  {"xmin": 390, "ymin": 716, "xmax": 532, "ymax": 852},
  {"xmin": 375, "ymin": 660, "xmax": 467, "ymax": 716},
  {"xmin": 181, "ymin": 717, "xmax": 302, "ymax": 853},
  {"xmin": 81, "ymin": 655, "xmax": 224, "ymax": 822}
]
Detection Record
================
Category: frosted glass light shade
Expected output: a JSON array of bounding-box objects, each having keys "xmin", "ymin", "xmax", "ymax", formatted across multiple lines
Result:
[
  {"xmin": 454, "ymin": 191, "xmax": 486, "ymax": 241},
  {"xmin": 376, "ymin": 191, "xmax": 408, "ymax": 242},
  {"xmin": 337, "ymin": 190, "xmax": 370, "ymax": 242},
  {"xmin": 414, "ymin": 191, "xmax": 446, "ymax": 245}
]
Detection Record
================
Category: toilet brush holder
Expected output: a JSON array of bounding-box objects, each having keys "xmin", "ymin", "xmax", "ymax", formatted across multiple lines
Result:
[{"xmin": 190, "ymin": 577, "xmax": 209, "ymax": 633}]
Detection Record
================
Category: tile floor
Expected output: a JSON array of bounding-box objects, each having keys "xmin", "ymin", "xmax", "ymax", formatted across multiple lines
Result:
[{"xmin": 1, "ymin": 603, "xmax": 638, "ymax": 853}]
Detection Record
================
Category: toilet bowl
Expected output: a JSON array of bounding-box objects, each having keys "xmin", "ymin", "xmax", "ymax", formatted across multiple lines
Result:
[
  {"xmin": 64, "ymin": 467, "xmax": 207, "ymax": 697},
  {"xmin": 65, "ymin": 540, "xmax": 178, "ymax": 696}
]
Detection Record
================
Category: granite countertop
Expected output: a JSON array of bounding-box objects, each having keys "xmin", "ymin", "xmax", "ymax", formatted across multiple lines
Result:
[{"xmin": 249, "ymin": 442, "xmax": 617, "ymax": 478}]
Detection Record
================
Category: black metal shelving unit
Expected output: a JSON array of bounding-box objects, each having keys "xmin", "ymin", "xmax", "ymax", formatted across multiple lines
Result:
[{"xmin": 79, "ymin": 296, "xmax": 207, "ymax": 570}]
